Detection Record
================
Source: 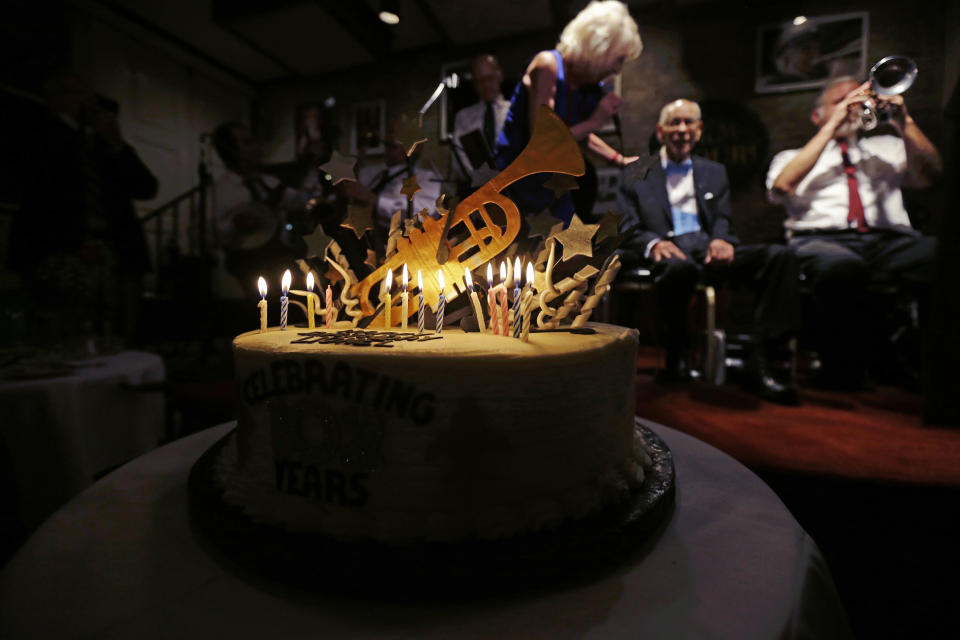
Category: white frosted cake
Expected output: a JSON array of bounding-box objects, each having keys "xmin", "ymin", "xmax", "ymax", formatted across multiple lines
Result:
[{"xmin": 214, "ymin": 322, "xmax": 651, "ymax": 543}]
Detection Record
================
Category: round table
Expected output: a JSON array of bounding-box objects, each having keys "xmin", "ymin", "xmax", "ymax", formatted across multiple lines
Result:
[
  {"xmin": 0, "ymin": 350, "xmax": 165, "ymax": 531},
  {"xmin": 0, "ymin": 420, "xmax": 853, "ymax": 639}
]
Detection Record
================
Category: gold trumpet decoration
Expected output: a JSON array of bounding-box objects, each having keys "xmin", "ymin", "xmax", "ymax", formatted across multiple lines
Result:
[{"xmin": 353, "ymin": 106, "xmax": 585, "ymax": 323}]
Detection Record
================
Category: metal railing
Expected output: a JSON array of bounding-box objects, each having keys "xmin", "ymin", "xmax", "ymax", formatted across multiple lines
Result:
[{"xmin": 140, "ymin": 161, "xmax": 212, "ymax": 298}]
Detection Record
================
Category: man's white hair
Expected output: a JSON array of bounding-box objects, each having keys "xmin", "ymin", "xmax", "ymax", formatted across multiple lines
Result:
[
  {"xmin": 658, "ymin": 99, "xmax": 702, "ymax": 125},
  {"xmin": 556, "ymin": 1, "xmax": 643, "ymax": 76}
]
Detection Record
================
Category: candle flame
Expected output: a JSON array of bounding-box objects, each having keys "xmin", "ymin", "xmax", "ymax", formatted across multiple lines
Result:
[
  {"xmin": 306, "ymin": 272, "xmax": 314, "ymax": 291},
  {"xmin": 499, "ymin": 261, "xmax": 506, "ymax": 281},
  {"xmin": 402, "ymin": 263, "xmax": 408, "ymax": 289},
  {"xmin": 464, "ymin": 267, "xmax": 473, "ymax": 290},
  {"xmin": 526, "ymin": 261, "xmax": 534, "ymax": 285},
  {"xmin": 257, "ymin": 276, "xmax": 267, "ymax": 298},
  {"xmin": 514, "ymin": 257, "xmax": 522, "ymax": 284},
  {"xmin": 281, "ymin": 269, "xmax": 292, "ymax": 294},
  {"xmin": 487, "ymin": 262, "xmax": 494, "ymax": 283},
  {"xmin": 417, "ymin": 270, "xmax": 423, "ymax": 291},
  {"xmin": 385, "ymin": 267, "xmax": 393, "ymax": 293},
  {"xmin": 437, "ymin": 270, "xmax": 445, "ymax": 290}
]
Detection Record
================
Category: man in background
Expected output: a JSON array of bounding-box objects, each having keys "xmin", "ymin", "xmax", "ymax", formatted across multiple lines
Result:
[
  {"xmin": 9, "ymin": 73, "xmax": 157, "ymax": 344},
  {"xmin": 450, "ymin": 54, "xmax": 510, "ymax": 184},
  {"xmin": 211, "ymin": 122, "xmax": 305, "ymax": 291},
  {"xmin": 623, "ymin": 99, "xmax": 800, "ymax": 404},
  {"xmin": 767, "ymin": 76, "xmax": 941, "ymax": 389}
]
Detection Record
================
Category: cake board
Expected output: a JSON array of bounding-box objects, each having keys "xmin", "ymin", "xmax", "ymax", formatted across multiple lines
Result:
[{"xmin": 189, "ymin": 418, "xmax": 675, "ymax": 599}]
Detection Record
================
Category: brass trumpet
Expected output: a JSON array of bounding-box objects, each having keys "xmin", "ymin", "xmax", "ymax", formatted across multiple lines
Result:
[
  {"xmin": 858, "ymin": 55, "xmax": 917, "ymax": 131},
  {"xmin": 353, "ymin": 106, "xmax": 585, "ymax": 322}
]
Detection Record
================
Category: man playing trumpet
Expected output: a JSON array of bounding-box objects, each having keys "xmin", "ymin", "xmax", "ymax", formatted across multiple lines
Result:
[{"xmin": 766, "ymin": 75, "xmax": 942, "ymax": 389}]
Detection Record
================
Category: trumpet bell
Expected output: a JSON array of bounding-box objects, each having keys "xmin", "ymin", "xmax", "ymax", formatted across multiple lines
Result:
[{"xmin": 870, "ymin": 55, "xmax": 917, "ymax": 96}]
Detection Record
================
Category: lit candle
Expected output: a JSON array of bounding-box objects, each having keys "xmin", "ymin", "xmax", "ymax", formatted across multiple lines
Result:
[
  {"xmin": 436, "ymin": 270, "xmax": 445, "ymax": 334},
  {"xmin": 305, "ymin": 272, "xmax": 316, "ymax": 329},
  {"xmin": 521, "ymin": 262, "xmax": 536, "ymax": 341},
  {"xmin": 417, "ymin": 270, "xmax": 425, "ymax": 334},
  {"xmin": 464, "ymin": 267, "xmax": 486, "ymax": 333},
  {"xmin": 325, "ymin": 284, "xmax": 334, "ymax": 329},
  {"xmin": 257, "ymin": 276, "xmax": 268, "ymax": 332},
  {"xmin": 382, "ymin": 267, "xmax": 393, "ymax": 328},
  {"xmin": 487, "ymin": 262, "xmax": 498, "ymax": 335},
  {"xmin": 280, "ymin": 269, "xmax": 291, "ymax": 331},
  {"xmin": 499, "ymin": 261, "xmax": 508, "ymax": 336},
  {"xmin": 512, "ymin": 257, "xmax": 523, "ymax": 338},
  {"xmin": 401, "ymin": 264, "xmax": 409, "ymax": 330}
]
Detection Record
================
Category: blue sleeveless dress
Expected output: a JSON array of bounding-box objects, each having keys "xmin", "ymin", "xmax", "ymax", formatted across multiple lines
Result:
[{"xmin": 494, "ymin": 50, "xmax": 603, "ymax": 226}]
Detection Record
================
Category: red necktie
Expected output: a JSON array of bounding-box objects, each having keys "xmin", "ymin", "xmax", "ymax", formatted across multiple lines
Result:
[{"xmin": 838, "ymin": 139, "xmax": 868, "ymax": 232}]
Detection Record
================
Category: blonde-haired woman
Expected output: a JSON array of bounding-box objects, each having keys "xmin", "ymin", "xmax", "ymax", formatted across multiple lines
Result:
[{"xmin": 495, "ymin": 0, "xmax": 642, "ymax": 225}]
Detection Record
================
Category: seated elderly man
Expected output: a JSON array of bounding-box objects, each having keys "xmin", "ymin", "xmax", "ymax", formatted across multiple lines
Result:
[
  {"xmin": 766, "ymin": 76, "xmax": 942, "ymax": 389},
  {"xmin": 622, "ymin": 99, "xmax": 800, "ymax": 404}
]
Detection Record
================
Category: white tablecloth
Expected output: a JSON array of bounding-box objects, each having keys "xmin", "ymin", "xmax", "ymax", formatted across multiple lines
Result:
[
  {"xmin": 0, "ymin": 421, "xmax": 853, "ymax": 639},
  {"xmin": 0, "ymin": 350, "xmax": 166, "ymax": 531}
]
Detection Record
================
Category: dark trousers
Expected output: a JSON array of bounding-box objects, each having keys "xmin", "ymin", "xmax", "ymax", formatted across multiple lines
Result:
[
  {"xmin": 789, "ymin": 227, "xmax": 937, "ymax": 375},
  {"xmin": 648, "ymin": 231, "xmax": 800, "ymax": 355}
]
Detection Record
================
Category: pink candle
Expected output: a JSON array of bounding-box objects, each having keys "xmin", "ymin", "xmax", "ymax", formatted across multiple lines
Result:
[
  {"xmin": 498, "ymin": 261, "xmax": 508, "ymax": 336},
  {"xmin": 325, "ymin": 285, "xmax": 334, "ymax": 329}
]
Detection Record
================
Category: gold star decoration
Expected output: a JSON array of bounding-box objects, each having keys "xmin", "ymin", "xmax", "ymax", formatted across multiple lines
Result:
[
  {"xmin": 394, "ymin": 112, "xmax": 428, "ymax": 157},
  {"xmin": 319, "ymin": 150, "xmax": 357, "ymax": 185},
  {"xmin": 341, "ymin": 202, "xmax": 375, "ymax": 240},
  {"xmin": 554, "ymin": 214, "xmax": 599, "ymax": 262},
  {"xmin": 400, "ymin": 175, "xmax": 421, "ymax": 200},
  {"xmin": 302, "ymin": 225, "xmax": 334, "ymax": 260},
  {"xmin": 595, "ymin": 210, "xmax": 624, "ymax": 244},
  {"xmin": 543, "ymin": 173, "xmax": 579, "ymax": 198},
  {"xmin": 527, "ymin": 208, "xmax": 564, "ymax": 239}
]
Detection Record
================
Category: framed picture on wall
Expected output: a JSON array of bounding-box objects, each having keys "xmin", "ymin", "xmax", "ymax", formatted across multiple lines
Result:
[
  {"xmin": 755, "ymin": 12, "xmax": 868, "ymax": 94},
  {"xmin": 350, "ymin": 99, "xmax": 386, "ymax": 155}
]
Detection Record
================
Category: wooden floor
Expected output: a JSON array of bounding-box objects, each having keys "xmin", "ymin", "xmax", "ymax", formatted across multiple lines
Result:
[{"xmin": 634, "ymin": 345, "xmax": 960, "ymax": 639}]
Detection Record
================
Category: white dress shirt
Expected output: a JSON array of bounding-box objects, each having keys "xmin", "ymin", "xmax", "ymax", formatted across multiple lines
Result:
[
  {"xmin": 644, "ymin": 147, "xmax": 701, "ymax": 257},
  {"xmin": 450, "ymin": 95, "xmax": 510, "ymax": 179},
  {"xmin": 766, "ymin": 134, "xmax": 912, "ymax": 233},
  {"xmin": 357, "ymin": 162, "xmax": 442, "ymax": 227}
]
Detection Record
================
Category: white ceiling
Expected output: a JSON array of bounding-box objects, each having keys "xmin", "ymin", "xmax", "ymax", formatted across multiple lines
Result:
[{"xmin": 99, "ymin": 0, "xmax": 577, "ymax": 84}]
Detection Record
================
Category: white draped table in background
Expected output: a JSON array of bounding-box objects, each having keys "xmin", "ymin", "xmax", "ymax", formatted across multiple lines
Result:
[
  {"xmin": 0, "ymin": 350, "xmax": 166, "ymax": 531},
  {"xmin": 0, "ymin": 420, "xmax": 853, "ymax": 639}
]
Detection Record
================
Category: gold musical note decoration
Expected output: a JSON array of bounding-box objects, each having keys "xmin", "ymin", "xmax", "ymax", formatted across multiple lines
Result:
[{"xmin": 351, "ymin": 106, "xmax": 585, "ymax": 325}]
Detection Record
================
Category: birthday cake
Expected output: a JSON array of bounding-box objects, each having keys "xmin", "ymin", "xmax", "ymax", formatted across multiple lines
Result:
[{"xmin": 211, "ymin": 323, "xmax": 652, "ymax": 543}]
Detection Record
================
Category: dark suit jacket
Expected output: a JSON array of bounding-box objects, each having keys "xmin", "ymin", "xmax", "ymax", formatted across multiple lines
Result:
[{"xmin": 621, "ymin": 154, "xmax": 739, "ymax": 256}]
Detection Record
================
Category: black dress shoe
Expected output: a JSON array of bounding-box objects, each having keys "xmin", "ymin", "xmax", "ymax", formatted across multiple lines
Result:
[{"xmin": 741, "ymin": 370, "xmax": 800, "ymax": 405}]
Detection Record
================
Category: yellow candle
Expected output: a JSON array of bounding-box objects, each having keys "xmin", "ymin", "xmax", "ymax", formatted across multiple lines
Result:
[
  {"xmin": 305, "ymin": 272, "xmax": 316, "ymax": 329},
  {"xmin": 257, "ymin": 276, "xmax": 268, "ymax": 332},
  {"xmin": 401, "ymin": 264, "xmax": 409, "ymax": 330}
]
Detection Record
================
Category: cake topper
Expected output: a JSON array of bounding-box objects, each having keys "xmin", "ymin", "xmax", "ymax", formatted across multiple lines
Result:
[
  {"xmin": 553, "ymin": 214, "xmax": 599, "ymax": 262},
  {"xmin": 320, "ymin": 150, "xmax": 357, "ymax": 185},
  {"xmin": 341, "ymin": 203, "xmax": 375, "ymax": 239}
]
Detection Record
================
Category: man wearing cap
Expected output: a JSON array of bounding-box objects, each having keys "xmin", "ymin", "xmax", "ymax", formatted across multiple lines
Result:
[{"xmin": 622, "ymin": 98, "xmax": 800, "ymax": 403}]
